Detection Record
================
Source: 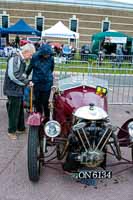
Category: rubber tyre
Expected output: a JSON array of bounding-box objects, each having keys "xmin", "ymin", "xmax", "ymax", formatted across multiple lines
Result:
[
  {"xmin": 112, "ymin": 133, "xmax": 121, "ymax": 160},
  {"xmin": 28, "ymin": 126, "xmax": 40, "ymax": 182},
  {"xmin": 99, "ymin": 146, "xmax": 107, "ymax": 169},
  {"xmin": 131, "ymin": 147, "xmax": 133, "ymax": 161}
]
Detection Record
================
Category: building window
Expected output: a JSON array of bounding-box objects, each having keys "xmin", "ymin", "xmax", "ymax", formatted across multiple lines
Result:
[
  {"xmin": 101, "ymin": 20, "xmax": 111, "ymax": 32},
  {"xmin": 2, "ymin": 15, "xmax": 9, "ymax": 28},
  {"xmin": 35, "ymin": 16, "xmax": 44, "ymax": 32},
  {"xmin": 69, "ymin": 16, "xmax": 79, "ymax": 43},
  {"xmin": 1, "ymin": 14, "xmax": 9, "ymax": 45},
  {"xmin": 69, "ymin": 19, "xmax": 78, "ymax": 32}
]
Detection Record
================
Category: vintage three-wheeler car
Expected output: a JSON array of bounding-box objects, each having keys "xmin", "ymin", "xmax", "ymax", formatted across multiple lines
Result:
[{"xmin": 27, "ymin": 73, "xmax": 133, "ymax": 182}]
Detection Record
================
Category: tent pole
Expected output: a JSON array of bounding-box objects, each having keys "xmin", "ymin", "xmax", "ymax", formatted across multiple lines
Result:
[{"xmin": 76, "ymin": 39, "xmax": 78, "ymax": 49}]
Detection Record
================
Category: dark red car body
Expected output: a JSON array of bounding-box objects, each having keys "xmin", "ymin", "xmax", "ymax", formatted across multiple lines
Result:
[{"xmin": 54, "ymin": 86, "xmax": 108, "ymax": 136}]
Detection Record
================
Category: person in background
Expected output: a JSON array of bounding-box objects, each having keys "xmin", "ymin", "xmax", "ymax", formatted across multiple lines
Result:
[
  {"xmin": 11, "ymin": 39, "xmax": 16, "ymax": 48},
  {"xmin": 26, "ymin": 43, "xmax": 54, "ymax": 121},
  {"xmin": 15, "ymin": 35, "xmax": 20, "ymax": 48},
  {"xmin": 116, "ymin": 44, "xmax": 124, "ymax": 68},
  {"xmin": 111, "ymin": 52, "xmax": 116, "ymax": 68},
  {"xmin": 98, "ymin": 49, "xmax": 104, "ymax": 66},
  {"xmin": 3, "ymin": 43, "xmax": 36, "ymax": 140},
  {"xmin": 4, "ymin": 43, "xmax": 13, "ymax": 57}
]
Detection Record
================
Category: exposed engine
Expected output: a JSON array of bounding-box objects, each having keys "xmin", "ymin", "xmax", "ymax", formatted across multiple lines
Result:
[{"xmin": 65, "ymin": 104, "xmax": 118, "ymax": 169}]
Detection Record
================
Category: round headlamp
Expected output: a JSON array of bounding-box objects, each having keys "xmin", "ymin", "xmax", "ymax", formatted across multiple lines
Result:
[
  {"xmin": 128, "ymin": 121, "xmax": 133, "ymax": 138},
  {"xmin": 44, "ymin": 120, "xmax": 61, "ymax": 138}
]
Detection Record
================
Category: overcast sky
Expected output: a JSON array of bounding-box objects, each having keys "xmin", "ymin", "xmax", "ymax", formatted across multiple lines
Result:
[{"xmin": 112, "ymin": 0, "xmax": 133, "ymax": 4}]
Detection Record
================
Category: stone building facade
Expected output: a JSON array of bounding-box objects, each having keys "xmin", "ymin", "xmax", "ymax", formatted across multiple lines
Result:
[{"xmin": 0, "ymin": 0, "xmax": 133, "ymax": 47}]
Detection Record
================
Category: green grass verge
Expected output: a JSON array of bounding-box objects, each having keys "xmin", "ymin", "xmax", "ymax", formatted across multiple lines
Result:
[
  {"xmin": 1, "ymin": 57, "xmax": 133, "ymax": 74},
  {"xmin": 55, "ymin": 60, "xmax": 133, "ymax": 74}
]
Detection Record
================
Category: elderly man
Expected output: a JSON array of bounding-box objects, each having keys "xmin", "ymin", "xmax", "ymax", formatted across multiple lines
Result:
[
  {"xmin": 26, "ymin": 43, "xmax": 54, "ymax": 121},
  {"xmin": 3, "ymin": 43, "xmax": 36, "ymax": 139}
]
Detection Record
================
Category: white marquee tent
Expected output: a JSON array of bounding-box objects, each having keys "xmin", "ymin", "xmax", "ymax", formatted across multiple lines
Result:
[{"xmin": 41, "ymin": 21, "xmax": 79, "ymax": 39}]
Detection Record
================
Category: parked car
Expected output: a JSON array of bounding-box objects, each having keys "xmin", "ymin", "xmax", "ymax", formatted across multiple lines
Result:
[
  {"xmin": 20, "ymin": 36, "xmax": 41, "ymax": 46},
  {"xmin": 26, "ymin": 72, "xmax": 133, "ymax": 182}
]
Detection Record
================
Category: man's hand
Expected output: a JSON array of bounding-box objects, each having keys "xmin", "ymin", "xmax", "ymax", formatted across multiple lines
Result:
[{"xmin": 28, "ymin": 81, "xmax": 34, "ymax": 87}]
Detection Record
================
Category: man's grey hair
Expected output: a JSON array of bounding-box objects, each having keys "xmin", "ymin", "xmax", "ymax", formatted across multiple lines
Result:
[{"xmin": 21, "ymin": 43, "xmax": 36, "ymax": 54}]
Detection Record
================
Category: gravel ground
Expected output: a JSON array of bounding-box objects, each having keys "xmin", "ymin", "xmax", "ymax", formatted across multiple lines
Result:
[{"xmin": 0, "ymin": 100, "xmax": 133, "ymax": 200}]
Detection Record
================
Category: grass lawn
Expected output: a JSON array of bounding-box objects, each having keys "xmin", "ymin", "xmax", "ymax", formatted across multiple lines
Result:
[
  {"xmin": 0, "ymin": 57, "xmax": 7, "ymax": 69},
  {"xmin": 0, "ymin": 56, "xmax": 133, "ymax": 74},
  {"xmin": 55, "ymin": 59, "xmax": 133, "ymax": 74}
]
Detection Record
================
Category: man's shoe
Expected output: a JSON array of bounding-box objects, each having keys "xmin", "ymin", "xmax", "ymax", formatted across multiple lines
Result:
[{"xmin": 7, "ymin": 133, "xmax": 17, "ymax": 140}]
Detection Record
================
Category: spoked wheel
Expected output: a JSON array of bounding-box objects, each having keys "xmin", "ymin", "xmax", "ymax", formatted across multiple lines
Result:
[
  {"xmin": 110, "ymin": 133, "xmax": 121, "ymax": 160},
  {"xmin": 131, "ymin": 147, "xmax": 133, "ymax": 161},
  {"xmin": 101, "ymin": 147, "xmax": 107, "ymax": 170},
  {"xmin": 28, "ymin": 126, "xmax": 41, "ymax": 182},
  {"xmin": 57, "ymin": 142, "xmax": 68, "ymax": 160}
]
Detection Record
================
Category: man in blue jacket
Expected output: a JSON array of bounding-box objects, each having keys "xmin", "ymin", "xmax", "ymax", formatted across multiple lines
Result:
[{"xmin": 26, "ymin": 43, "xmax": 54, "ymax": 120}]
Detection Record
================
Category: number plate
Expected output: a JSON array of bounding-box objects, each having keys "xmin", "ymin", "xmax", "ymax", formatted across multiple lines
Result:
[{"xmin": 72, "ymin": 170, "xmax": 112, "ymax": 179}]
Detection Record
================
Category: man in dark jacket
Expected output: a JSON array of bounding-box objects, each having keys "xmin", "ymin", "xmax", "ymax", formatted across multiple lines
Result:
[
  {"xmin": 15, "ymin": 35, "xmax": 20, "ymax": 48},
  {"xmin": 26, "ymin": 43, "xmax": 54, "ymax": 120},
  {"xmin": 3, "ymin": 43, "xmax": 35, "ymax": 139}
]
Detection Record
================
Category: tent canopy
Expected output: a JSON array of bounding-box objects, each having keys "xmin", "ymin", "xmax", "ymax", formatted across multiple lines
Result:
[
  {"xmin": 0, "ymin": 27, "xmax": 7, "ymax": 34},
  {"xmin": 91, "ymin": 30, "xmax": 132, "ymax": 54},
  {"xmin": 6, "ymin": 19, "xmax": 40, "ymax": 35},
  {"xmin": 92, "ymin": 30, "xmax": 132, "ymax": 41},
  {"xmin": 42, "ymin": 21, "xmax": 79, "ymax": 39}
]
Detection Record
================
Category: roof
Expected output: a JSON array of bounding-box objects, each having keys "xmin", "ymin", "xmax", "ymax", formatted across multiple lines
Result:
[{"xmin": 7, "ymin": 0, "xmax": 133, "ymax": 10}]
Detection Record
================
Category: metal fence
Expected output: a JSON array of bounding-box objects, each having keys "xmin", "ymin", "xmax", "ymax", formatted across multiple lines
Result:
[
  {"xmin": 92, "ymin": 54, "xmax": 133, "ymax": 68},
  {"xmin": 88, "ymin": 66, "xmax": 133, "ymax": 104},
  {"xmin": 1, "ymin": 57, "xmax": 133, "ymax": 104},
  {"xmin": 54, "ymin": 59, "xmax": 133, "ymax": 104}
]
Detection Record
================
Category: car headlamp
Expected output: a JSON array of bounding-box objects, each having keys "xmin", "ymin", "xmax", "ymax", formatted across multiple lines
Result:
[
  {"xmin": 44, "ymin": 120, "xmax": 61, "ymax": 138},
  {"xmin": 96, "ymin": 86, "xmax": 107, "ymax": 97},
  {"xmin": 128, "ymin": 122, "xmax": 133, "ymax": 138}
]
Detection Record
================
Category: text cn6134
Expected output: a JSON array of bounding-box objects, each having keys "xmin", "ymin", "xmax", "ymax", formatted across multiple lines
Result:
[{"xmin": 73, "ymin": 170, "xmax": 112, "ymax": 179}]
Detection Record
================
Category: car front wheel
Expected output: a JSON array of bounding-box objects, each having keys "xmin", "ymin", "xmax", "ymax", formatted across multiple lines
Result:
[{"xmin": 28, "ymin": 126, "xmax": 41, "ymax": 182}]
